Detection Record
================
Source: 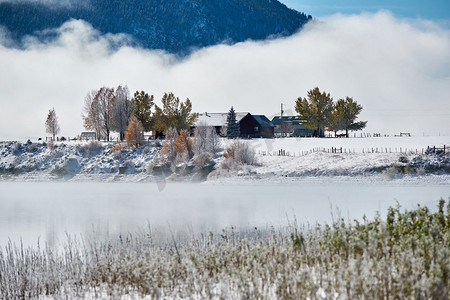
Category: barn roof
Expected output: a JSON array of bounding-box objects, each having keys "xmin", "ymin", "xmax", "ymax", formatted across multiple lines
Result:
[
  {"xmin": 195, "ymin": 112, "xmax": 249, "ymax": 127},
  {"xmin": 248, "ymin": 115, "xmax": 275, "ymax": 128},
  {"xmin": 271, "ymin": 116, "xmax": 304, "ymax": 126}
]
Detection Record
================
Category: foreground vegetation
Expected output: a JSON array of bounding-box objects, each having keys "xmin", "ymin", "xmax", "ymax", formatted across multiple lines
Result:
[{"xmin": 1, "ymin": 200, "xmax": 449, "ymax": 299}]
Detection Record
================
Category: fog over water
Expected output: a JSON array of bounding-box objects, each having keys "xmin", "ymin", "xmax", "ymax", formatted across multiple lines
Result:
[
  {"xmin": 1, "ymin": 11, "xmax": 450, "ymax": 139},
  {"xmin": 0, "ymin": 181, "xmax": 448, "ymax": 248}
]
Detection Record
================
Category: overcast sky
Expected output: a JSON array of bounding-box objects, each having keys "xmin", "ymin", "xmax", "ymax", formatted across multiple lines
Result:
[{"xmin": 0, "ymin": 4, "xmax": 449, "ymax": 140}]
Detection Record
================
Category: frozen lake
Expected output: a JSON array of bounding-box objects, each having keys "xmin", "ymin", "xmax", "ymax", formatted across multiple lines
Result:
[{"xmin": 0, "ymin": 180, "xmax": 449, "ymax": 247}]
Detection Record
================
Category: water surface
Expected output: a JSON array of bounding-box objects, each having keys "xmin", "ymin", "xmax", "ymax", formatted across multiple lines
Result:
[{"xmin": 0, "ymin": 180, "xmax": 448, "ymax": 247}]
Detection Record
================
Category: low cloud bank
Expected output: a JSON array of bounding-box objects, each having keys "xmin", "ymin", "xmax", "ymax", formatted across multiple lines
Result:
[
  {"xmin": 1, "ymin": 11, "xmax": 449, "ymax": 140},
  {"xmin": 0, "ymin": 0, "xmax": 87, "ymax": 7}
]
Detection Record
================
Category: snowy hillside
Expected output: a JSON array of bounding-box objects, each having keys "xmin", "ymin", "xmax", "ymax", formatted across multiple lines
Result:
[
  {"xmin": 0, "ymin": 136, "xmax": 449, "ymax": 181},
  {"xmin": 0, "ymin": 141, "xmax": 159, "ymax": 181}
]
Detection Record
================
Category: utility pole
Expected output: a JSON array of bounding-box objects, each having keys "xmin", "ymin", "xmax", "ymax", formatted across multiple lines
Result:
[{"xmin": 281, "ymin": 103, "xmax": 284, "ymax": 137}]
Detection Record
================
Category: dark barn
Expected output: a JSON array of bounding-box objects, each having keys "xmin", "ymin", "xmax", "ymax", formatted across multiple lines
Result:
[{"xmin": 239, "ymin": 114, "xmax": 275, "ymax": 138}]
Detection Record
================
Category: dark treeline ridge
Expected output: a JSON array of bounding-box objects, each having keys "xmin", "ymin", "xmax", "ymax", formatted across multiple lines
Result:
[{"xmin": 0, "ymin": 0, "xmax": 311, "ymax": 54}]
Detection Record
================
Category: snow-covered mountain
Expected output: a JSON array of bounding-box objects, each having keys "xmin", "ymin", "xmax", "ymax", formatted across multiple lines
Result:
[{"xmin": 0, "ymin": 0, "xmax": 311, "ymax": 54}]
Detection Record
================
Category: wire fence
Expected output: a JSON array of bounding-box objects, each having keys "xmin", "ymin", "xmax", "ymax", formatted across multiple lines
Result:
[{"xmin": 258, "ymin": 145, "xmax": 449, "ymax": 157}]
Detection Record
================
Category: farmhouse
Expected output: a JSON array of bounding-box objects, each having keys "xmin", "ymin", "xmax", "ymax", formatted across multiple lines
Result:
[
  {"xmin": 194, "ymin": 112, "xmax": 275, "ymax": 138},
  {"xmin": 271, "ymin": 116, "xmax": 314, "ymax": 137}
]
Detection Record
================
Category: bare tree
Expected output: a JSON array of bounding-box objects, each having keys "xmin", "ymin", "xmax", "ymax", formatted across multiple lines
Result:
[
  {"xmin": 45, "ymin": 107, "xmax": 60, "ymax": 141},
  {"xmin": 206, "ymin": 126, "xmax": 222, "ymax": 156},
  {"xmin": 194, "ymin": 123, "xmax": 222, "ymax": 157},
  {"xmin": 113, "ymin": 85, "xmax": 133, "ymax": 141},
  {"xmin": 194, "ymin": 122, "xmax": 209, "ymax": 154},
  {"xmin": 82, "ymin": 87, "xmax": 115, "ymax": 141},
  {"xmin": 280, "ymin": 121, "xmax": 294, "ymax": 137},
  {"xmin": 82, "ymin": 90, "xmax": 102, "ymax": 140},
  {"xmin": 96, "ymin": 87, "xmax": 115, "ymax": 141}
]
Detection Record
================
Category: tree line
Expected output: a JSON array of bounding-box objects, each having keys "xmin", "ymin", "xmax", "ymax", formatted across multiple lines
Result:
[
  {"xmin": 81, "ymin": 85, "xmax": 198, "ymax": 145},
  {"xmin": 44, "ymin": 86, "xmax": 367, "ymax": 142}
]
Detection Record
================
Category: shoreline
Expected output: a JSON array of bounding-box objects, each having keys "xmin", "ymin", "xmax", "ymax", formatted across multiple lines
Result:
[{"xmin": 1, "ymin": 137, "xmax": 449, "ymax": 183}]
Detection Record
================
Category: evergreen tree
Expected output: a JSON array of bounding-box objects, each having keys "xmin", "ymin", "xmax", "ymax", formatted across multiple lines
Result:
[
  {"xmin": 226, "ymin": 106, "xmax": 240, "ymax": 138},
  {"xmin": 295, "ymin": 87, "xmax": 334, "ymax": 137},
  {"xmin": 45, "ymin": 107, "xmax": 60, "ymax": 141},
  {"xmin": 331, "ymin": 97, "xmax": 367, "ymax": 137},
  {"xmin": 133, "ymin": 91, "xmax": 154, "ymax": 132},
  {"xmin": 329, "ymin": 107, "xmax": 346, "ymax": 137},
  {"xmin": 153, "ymin": 93, "xmax": 198, "ymax": 134}
]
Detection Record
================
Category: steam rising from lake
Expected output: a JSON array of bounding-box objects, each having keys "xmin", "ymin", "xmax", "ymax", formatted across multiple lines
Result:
[{"xmin": 0, "ymin": 181, "xmax": 449, "ymax": 247}]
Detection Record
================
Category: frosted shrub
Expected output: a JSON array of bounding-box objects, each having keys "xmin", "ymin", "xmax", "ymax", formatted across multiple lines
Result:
[
  {"xmin": 383, "ymin": 165, "xmax": 403, "ymax": 179},
  {"xmin": 223, "ymin": 140, "xmax": 257, "ymax": 166},
  {"xmin": 194, "ymin": 152, "xmax": 213, "ymax": 169},
  {"xmin": 110, "ymin": 142, "xmax": 124, "ymax": 160},
  {"xmin": 161, "ymin": 128, "xmax": 178, "ymax": 163},
  {"xmin": 146, "ymin": 155, "xmax": 170, "ymax": 175},
  {"xmin": 80, "ymin": 141, "xmax": 103, "ymax": 156},
  {"xmin": 47, "ymin": 140, "xmax": 55, "ymax": 150},
  {"xmin": 25, "ymin": 142, "xmax": 40, "ymax": 153},
  {"xmin": 154, "ymin": 138, "xmax": 162, "ymax": 147},
  {"xmin": 219, "ymin": 155, "xmax": 237, "ymax": 170},
  {"xmin": 112, "ymin": 149, "xmax": 122, "ymax": 160},
  {"xmin": 11, "ymin": 142, "xmax": 22, "ymax": 155},
  {"xmin": 119, "ymin": 160, "xmax": 135, "ymax": 174},
  {"xmin": 174, "ymin": 151, "xmax": 191, "ymax": 175},
  {"xmin": 142, "ymin": 145, "xmax": 152, "ymax": 155},
  {"xmin": 399, "ymin": 156, "xmax": 409, "ymax": 163},
  {"xmin": 416, "ymin": 166, "xmax": 426, "ymax": 176},
  {"xmin": 111, "ymin": 142, "xmax": 124, "ymax": 153}
]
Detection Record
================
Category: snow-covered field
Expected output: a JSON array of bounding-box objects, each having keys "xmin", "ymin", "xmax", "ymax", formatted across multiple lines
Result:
[
  {"xmin": 247, "ymin": 135, "xmax": 449, "ymax": 154},
  {"xmin": 0, "ymin": 135, "xmax": 449, "ymax": 181},
  {"xmin": 220, "ymin": 135, "xmax": 450, "ymax": 179}
]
